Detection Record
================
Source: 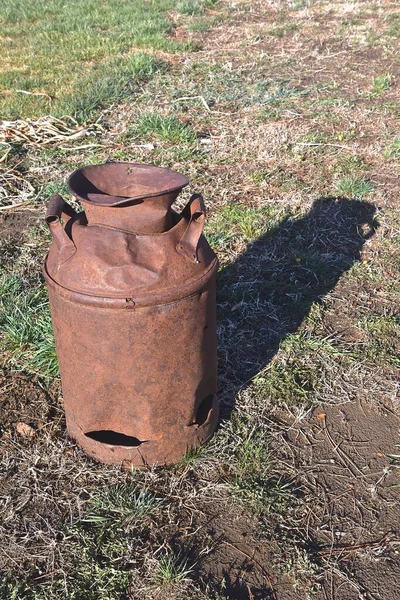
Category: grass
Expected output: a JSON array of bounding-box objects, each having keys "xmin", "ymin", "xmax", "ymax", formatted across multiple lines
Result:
[
  {"xmin": 335, "ymin": 154, "xmax": 368, "ymax": 175},
  {"xmin": 385, "ymin": 136, "xmax": 400, "ymax": 159},
  {"xmin": 388, "ymin": 433, "xmax": 400, "ymax": 469},
  {"xmin": 371, "ymin": 74, "xmax": 392, "ymax": 95},
  {"xmin": 1, "ymin": 1, "xmax": 400, "ymax": 599},
  {"xmin": 83, "ymin": 484, "xmax": 163, "ymax": 530},
  {"xmin": 334, "ymin": 177, "xmax": 374, "ymax": 198},
  {"xmin": 206, "ymin": 203, "xmax": 286, "ymax": 252},
  {"xmin": 253, "ymin": 334, "xmax": 342, "ymax": 408},
  {"xmin": 267, "ymin": 23, "xmax": 298, "ymax": 37},
  {"xmin": 177, "ymin": 0, "xmax": 217, "ymax": 16},
  {"xmin": 129, "ymin": 112, "xmax": 198, "ymax": 144},
  {"xmin": 358, "ymin": 315, "xmax": 400, "ymax": 366},
  {"xmin": 152, "ymin": 551, "xmax": 195, "ymax": 585},
  {"xmin": 222, "ymin": 419, "xmax": 293, "ymax": 513},
  {"xmin": 0, "ymin": 273, "xmax": 58, "ymax": 378},
  {"xmin": 386, "ymin": 12, "xmax": 400, "ymax": 37},
  {"xmin": 62, "ymin": 54, "xmax": 166, "ymax": 123},
  {"xmin": 0, "ymin": 0, "xmax": 198, "ymax": 121}
]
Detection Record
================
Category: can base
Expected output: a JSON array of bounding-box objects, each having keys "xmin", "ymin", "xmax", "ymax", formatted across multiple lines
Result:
[{"xmin": 66, "ymin": 395, "xmax": 219, "ymax": 468}]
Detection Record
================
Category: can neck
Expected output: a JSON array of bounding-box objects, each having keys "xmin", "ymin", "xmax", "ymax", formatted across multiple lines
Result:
[{"xmin": 81, "ymin": 192, "xmax": 179, "ymax": 233}]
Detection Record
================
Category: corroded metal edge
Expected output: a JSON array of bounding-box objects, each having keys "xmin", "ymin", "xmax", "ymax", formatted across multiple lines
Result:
[{"xmin": 42, "ymin": 257, "xmax": 218, "ymax": 309}]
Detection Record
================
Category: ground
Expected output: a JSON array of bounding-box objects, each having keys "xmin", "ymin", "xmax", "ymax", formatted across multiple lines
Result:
[{"xmin": 0, "ymin": 0, "xmax": 399, "ymax": 599}]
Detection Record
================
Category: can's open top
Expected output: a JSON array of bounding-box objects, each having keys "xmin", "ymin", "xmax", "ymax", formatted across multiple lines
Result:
[{"xmin": 68, "ymin": 162, "xmax": 189, "ymax": 206}]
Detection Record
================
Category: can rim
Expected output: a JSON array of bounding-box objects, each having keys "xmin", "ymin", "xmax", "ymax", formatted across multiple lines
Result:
[{"xmin": 67, "ymin": 162, "xmax": 189, "ymax": 206}]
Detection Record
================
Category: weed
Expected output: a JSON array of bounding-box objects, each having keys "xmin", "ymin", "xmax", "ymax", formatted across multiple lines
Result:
[
  {"xmin": 335, "ymin": 129, "xmax": 356, "ymax": 142},
  {"xmin": 334, "ymin": 177, "xmax": 373, "ymax": 199}
]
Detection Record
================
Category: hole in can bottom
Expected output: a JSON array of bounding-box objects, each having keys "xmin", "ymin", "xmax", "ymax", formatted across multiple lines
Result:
[{"xmin": 84, "ymin": 430, "xmax": 147, "ymax": 447}]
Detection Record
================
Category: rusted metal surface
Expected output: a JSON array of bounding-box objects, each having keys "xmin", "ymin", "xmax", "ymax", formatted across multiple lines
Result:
[{"xmin": 43, "ymin": 163, "xmax": 219, "ymax": 467}]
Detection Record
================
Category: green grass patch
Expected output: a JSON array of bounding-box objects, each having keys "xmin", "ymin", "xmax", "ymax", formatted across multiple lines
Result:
[
  {"xmin": 371, "ymin": 74, "xmax": 392, "ymax": 95},
  {"xmin": 0, "ymin": 273, "xmax": 58, "ymax": 378},
  {"xmin": 59, "ymin": 54, "xmax": 166, "ymax": 123},
  {"xmin": 177, "ymin": 0, "xmax": 216, "ymax": 16},
  {"xmin": 253, "ymin": 334, "xmax": 343, "ymax": 408},
  {"xmin": 83, "ymin": 483, "xmax": 162, "ymax": 531},
  {"xmin": 0, "ymin": 483, "xmax": 163, "ymax": 600},
  {"xmin": 206, "ymin": 203, "xmax": 285, "ymax": 251},
  {"xmin": 334, "ymin": 177, "xmax": 373, "ymax": 199},
  {"xmin": 0, "ymin": 0, "xmax": 199, "ymax": 121},
  {"xmin": 358, "ymin": 315, "xmax": 400, "ymax": 366},
  {"xmin": 386, "ymin": 13, "xmax": 400, "ymax": 37},
  {"xmin": 267, "ymin": 23, "xmax": 298, "ymax": 38},
  {"xmin": 385, "ymin": 136, "xmax": 400, "ymax": 159},
  {"xmin": 222, "ymin": 418, "xmax": 293, "ymax": 513},
  {"xmin": 128, "ymin": 112, "xmax": 197, "ymax": 144},
  {"xmin": 187, "ymin": 17, "xmax": 215, "ymax": 32},
  {"xmin": 335, "ymin": 153, "xmax": 368, "ymax": 175},
  {"xmin": 152, "ymin": 551, "xmax": 195, "ymax": 585},
  {"xmin": 0, "ymin": 566, "xmax": 130, "ymax": 600}
]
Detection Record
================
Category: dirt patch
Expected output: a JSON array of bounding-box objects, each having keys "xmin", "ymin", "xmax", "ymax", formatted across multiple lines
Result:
[
  {"xmin": 275, "ymin": 399, "xmax": 400, "ymax": 600},
  {"xmin": 0, "ymin": 211, "xmax": 41, "ymax": 267},
  {"xmin": 0, "ymin": 211, "xmax": 29, "ymax": 240},
  {"xmin": 0, "ymin": 368, "xmax": 60, "ymax": 436},
  {"xmin": 194, "ymin": 397, "xmax": 400, "ymax": 600},
  {"xmin": 197, "ymin": 513, "xmax": 303, "ymax": 600}
]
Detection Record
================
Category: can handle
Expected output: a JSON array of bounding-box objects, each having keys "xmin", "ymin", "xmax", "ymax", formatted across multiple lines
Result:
[
  {"xmin": 177, "ymin": 193, "xmax": 206, "ymax": 263},
  {"xmin": 45, "ymin": 194, "xmax": 77, "ymax": 258}
]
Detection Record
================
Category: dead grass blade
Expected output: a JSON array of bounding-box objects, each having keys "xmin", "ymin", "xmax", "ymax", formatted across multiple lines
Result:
[
  {"xmin": 0, "ymin": 163, "xmax": 36, "ymax": 208},
  {"xmin": 0, "ymin": 116, "xmax": 103, "ymax": 147}
]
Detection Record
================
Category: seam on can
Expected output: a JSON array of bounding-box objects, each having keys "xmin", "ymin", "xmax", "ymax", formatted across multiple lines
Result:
[{"xmin": 42, "ymin": 258, "xmax": 218, "ymax": 309}]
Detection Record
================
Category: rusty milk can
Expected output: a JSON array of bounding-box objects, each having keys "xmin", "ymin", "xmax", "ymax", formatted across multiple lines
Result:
[{"xmin": 42, "ymin": 163, "xmax": 219, "ymax": 467}]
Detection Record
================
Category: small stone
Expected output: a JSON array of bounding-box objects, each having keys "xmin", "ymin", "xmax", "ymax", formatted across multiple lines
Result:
[{"xmin": 16, "ymin": 422, "xmax": 35, "ymax": 438}]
